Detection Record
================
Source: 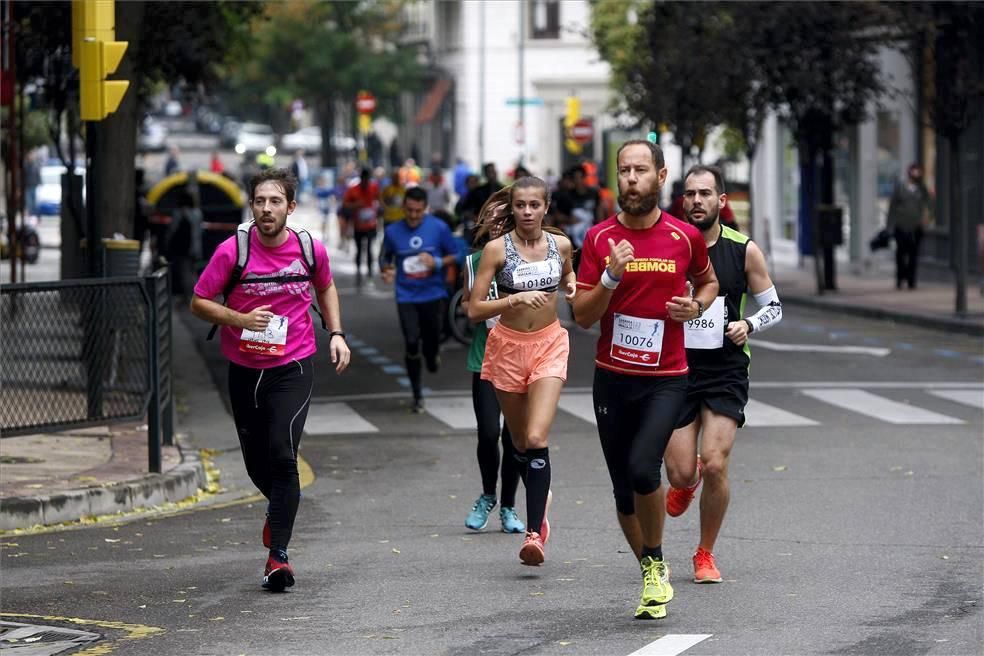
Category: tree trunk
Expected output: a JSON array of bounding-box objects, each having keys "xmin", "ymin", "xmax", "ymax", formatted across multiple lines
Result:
[
  {"xmin": 950, "ymin": 133, "xmax": 967, "ymax": 315},
  {"xmin": 317, "ymin": 99, "xmax": 336, "ymax": 172},
  {"xmin": 92, "ymin": 0, "xmax": 144, "ymax": 239}
]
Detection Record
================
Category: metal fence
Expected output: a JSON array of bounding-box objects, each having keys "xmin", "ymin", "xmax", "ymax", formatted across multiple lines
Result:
[{"xmin": 0, "ymin": 268, "xmax": 173, "ymax": 472}]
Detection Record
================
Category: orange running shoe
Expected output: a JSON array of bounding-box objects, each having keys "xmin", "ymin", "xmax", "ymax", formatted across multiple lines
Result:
[
  {"xmin": 519, "ymin": 531, "xmax": 545, "ymax": 566},
  {"xmin": 666, "ymin": 458, "xmax": 702, "ymax": 517},
  {"xmin": 693, "ymin": 547, "xmax": 722, "ymax": 583}
]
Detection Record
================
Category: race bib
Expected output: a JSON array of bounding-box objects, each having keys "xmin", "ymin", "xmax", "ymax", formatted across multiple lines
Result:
[
  {"xmin": 512, "ymin": 260, "xmax": 560, "ymax": 291},
  {"xmin": 610, "ymin": 313, "xmax": 663, "ymax": 367},
  {"xmin": 684, "ymin": 296, "xmax": 726, "ymax": 350},
  {"xmin": 356, "ymin": 206, "xmax": 377, "ymax": 229},
  {"xmin": 240, "ymin": 314, "xmax": 288, "ymax": 356},
  {"xmin": 402, "ymin": 254, "xmax": 430, "ymax": 278}
]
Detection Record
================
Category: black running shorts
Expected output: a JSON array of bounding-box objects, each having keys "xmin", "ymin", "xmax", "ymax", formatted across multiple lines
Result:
[{"xmin": 675, "ymin": 367, "xmax": 749, "ymax": 429}]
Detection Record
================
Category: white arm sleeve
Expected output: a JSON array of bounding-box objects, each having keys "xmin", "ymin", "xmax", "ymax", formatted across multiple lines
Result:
[{"xmin": 747, "ymin": 285, "xmax": 782, "ymax": 333}]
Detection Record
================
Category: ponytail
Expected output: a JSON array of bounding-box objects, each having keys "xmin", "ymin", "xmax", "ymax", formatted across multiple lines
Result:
[{"xmin": 473, "ymin": 176, "xmax": 567, "ymax": 243}]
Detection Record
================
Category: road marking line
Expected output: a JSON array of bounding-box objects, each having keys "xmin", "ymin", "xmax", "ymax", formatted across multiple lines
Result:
[
  {"xmin": 627, "ymin": 633, "xmax": 712, "ymax": 656},
  {"xmin": 311, "ymin": 381, "xmax": 984, "ymax": 402},
  {"xmin": 927, "ymin": 389, "xmax": 984, "ymax": 410},
  {"xmin": 558, "ymin": 392, "xmax": 597, "ymax": 425},
  {"xmin": 802, "ymin": 389, "xmax": 964, "ymax": 425},
  {"xmin": 381, "ymin": 364, "xmax": 406, "ymax": 375},
  {"xmin": 305, "ymin": 402, "xmax": 379, "ymax": 434},
  {"xmin": 425, "ymin": 396, "xmax": 479, "ymax": 429},
  {"xmin": 744, "ymin": 399, "xmax": 819, "ymax": 427},
  {"xmin": 755, "ymin": 340, "xmax": 890, "ymax": 357}
]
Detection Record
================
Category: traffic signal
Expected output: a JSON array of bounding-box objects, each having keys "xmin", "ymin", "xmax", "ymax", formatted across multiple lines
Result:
[
  {"xmin": 564, "ymin": 95, "xmax": 582, "ymax": 155},
  {"xmin": 73, "ymin": 0, "xmax": 129, "ymax": 121}
]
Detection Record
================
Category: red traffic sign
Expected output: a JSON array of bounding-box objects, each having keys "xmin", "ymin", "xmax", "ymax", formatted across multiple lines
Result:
[
  {"xmin": 571, "ymin": 119, "xmax": 593, "ymax": 144},
  {"xmin": 355, "ymin": 91, "xmax": 377, "ymax": 115}
]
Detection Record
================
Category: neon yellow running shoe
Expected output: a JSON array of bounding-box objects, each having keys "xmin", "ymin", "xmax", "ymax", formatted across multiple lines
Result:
[{"xmin": 634, "ymin": 556, "xmax": 673, "ymax": 619}]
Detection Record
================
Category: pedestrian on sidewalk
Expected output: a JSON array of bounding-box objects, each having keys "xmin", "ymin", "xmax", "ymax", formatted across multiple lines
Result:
[
  {"xmin": 573, "ymin": 140, "xmax": 718, "ymax": 619},
  {"xmin": 663, "ymin": 165, "xmax": 782, "ymax": 585},
  {"xmin": 190, "ymin": 168, "xmax": 351, "ymax": 592},
  {"xmin": 887, "ymin": 163, "xmax": 931, "ymax": 290},
  {"xmin": 467, "ymin": 176, "xmax": 576, "ymax": 566}
]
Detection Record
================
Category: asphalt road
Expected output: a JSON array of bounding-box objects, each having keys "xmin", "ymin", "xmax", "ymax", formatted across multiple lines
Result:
[{"xmin": 2, "ymin": 265, "xmax": 982, "ymax": 655}]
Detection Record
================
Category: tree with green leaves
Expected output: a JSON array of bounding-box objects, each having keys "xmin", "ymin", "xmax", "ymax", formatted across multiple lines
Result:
[
  {"xmin": 217, "ymin": 0, "xmax": 424, "ymax": 167},
  {"xmin": 590, "ymin": 1, "xmax": 894, "ymax": 255},
  {"xmin": 897, "ymin": 2, "xmax": 984, "ymax": 314},
  {"xmin": 12, "ymin": 1, "xmax": 263, "ymax": 246}
]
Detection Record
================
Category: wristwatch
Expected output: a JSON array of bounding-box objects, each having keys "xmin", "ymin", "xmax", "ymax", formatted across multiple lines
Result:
[{"xmin": 694, "ymin": 298, "xmax": 705, "ymax": 319}]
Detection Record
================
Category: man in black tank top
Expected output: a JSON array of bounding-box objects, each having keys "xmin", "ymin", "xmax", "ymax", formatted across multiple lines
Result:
[{"xmin": 663, "ymin": 165, "xmax": 783, "ymax": 584}]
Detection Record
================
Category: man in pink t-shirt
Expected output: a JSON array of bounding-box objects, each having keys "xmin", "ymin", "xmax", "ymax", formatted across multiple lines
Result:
[{"xmin": 191, "ymin": 168, "xmax": 351, "ymax": 592}]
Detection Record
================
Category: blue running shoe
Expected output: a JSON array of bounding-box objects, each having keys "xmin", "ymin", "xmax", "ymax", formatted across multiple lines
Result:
[
  {"xmin": 465, "ymin": 494, "xmax": 496, "ymax": 530},
  {"xmin": 499, "ymin": 506, "xmax": 525, "ymax": 533}
]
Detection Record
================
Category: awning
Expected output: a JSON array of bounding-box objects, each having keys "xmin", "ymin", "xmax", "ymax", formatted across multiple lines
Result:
[{"xmin": 414, "ymin": 78, "xmax": 453, "ymax": 125}]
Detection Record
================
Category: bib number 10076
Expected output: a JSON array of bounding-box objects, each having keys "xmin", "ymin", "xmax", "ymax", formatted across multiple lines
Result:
[{"xmin": 610, "ymin": 313, "xmax": 663, "ymax": 367}]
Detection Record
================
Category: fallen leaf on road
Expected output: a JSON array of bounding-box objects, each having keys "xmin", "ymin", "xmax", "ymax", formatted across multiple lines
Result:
[
  {"xmin": 530, "ymin": 591, "xmax": 544, "ymax": 596},
  {"xmin": 220, "ymin": 518, "xmax": 231, "ymax": 523},
  {"xmin": 392, "ymin": 548, "xmax": 401, "ymax": 554},
  {"xmin": 941, "ymin": 555, "xmax": 949, "ymax": 560},
  {"xmin": 209, "ymin": 617, "xmax": 224, "ymax": 621},
  {"xmin": 430, "ymin": 534, "xmax": 440, "ymax": 538},
  {"xmin": 378, "ymin": 540, "xmax": 390, "ymax": 544},
  {"xmin": 104, "ymin": 538, "xmax": 120, "ymax": 543},
  {"xmin": 138, "ymin": 605, "xmax": 146, "ymax": 609},
  {"xmin": 559, "ymin": 641, "xmax": 572, "ymax": 646},
  {"xmin": 281, "ymin": 617, "xmax": 312, "ymax": 621},
  {"xmin": 889, "ymin": 466, "xmax": 903, "ymax": 472},
  {"xmin": 63, "ymin": 581, "xmax": 74, "ymax": 585},
  {"xmin": 772, "ymin": 465, "xmax": 787, "ymax": 472},
  {"xmin": 240, "ymin": 610, "xmax": 253, "ymax": 614},
  {"xmin": 556, "ymin": 578, "xmax": 575, "ymax": 582},
  {"xmin": 173, "ymin": 599, "xmax": 186, "ymax": 603},
  {"xmin": 448, "ymin": 495, "xmax": 457, "ymax": 499}
]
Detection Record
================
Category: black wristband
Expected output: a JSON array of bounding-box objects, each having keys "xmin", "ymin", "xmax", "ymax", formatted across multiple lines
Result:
[
  {"xmin": 744, "ymin": 319, "xmax": 754, "ymax": 334},
  {"xmin": 329, "ymin": 330, "xmax": 346, "ymax": 340},
  {"xmin": 694, "ymin": 298, "xmax": 705, "ymax": 318}
]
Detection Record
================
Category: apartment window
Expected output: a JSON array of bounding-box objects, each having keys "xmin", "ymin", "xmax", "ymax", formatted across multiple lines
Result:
[{"xmin": 530, "ymin": 0, "xmax": 560, "ymax": 39}]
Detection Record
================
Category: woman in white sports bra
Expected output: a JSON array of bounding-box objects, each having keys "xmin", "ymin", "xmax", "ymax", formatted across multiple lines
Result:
[{"xmin": 467, "ymin": 176, "xmax": 576, "ymax": 567}]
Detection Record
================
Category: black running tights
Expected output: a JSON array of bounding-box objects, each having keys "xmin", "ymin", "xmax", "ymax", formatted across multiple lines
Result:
[
  {"xmin": 229, "ymin": 358, "xmax": 313, "ymax": 551},
  {"xmin": 472, "ymin": 373, "xmax": 520, "ymax": 507}
]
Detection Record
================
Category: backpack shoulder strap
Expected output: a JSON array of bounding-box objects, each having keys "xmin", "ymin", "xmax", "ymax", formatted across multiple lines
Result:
[
  {"xmin": 206, "ymin": 221, "xmax": 254, "ymax": 341},
  {"xmin": 294, "ymin": 227, "xmax": 317, "ymax": 276},
  {"xmin": 290, "ymin": 226, "xmax": 327, "ymax": 331}
]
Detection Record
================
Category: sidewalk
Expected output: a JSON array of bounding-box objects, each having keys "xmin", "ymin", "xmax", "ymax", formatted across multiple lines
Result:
[
  {"xmin": 3, "ymin": 208, "xmax": 982, "ymax": 531},
  {"xmin": 771, "ymin": 256, "xmax": 984, "ymax": 337}
]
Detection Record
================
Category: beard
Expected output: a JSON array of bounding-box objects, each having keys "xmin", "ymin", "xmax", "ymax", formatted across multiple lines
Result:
[
  {"xmin": 687, "ymin": 205, "xmax": 719, "ymax": 232},
  {"xmin": 256, "ymin": 214, "xmax": 288, "ymax": 237},
  {"xmin": 619, "ymin": 183, "xmax": 661, "ymax": 216}
]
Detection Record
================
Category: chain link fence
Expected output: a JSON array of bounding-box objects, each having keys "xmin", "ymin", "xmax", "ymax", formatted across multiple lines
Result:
[{"xmin": 1, "ymin": 269, "xmax": 173, "ymax": 471}]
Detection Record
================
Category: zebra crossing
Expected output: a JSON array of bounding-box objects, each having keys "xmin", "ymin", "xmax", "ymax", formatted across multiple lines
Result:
[{"xmin": 303, "ymin": 384, "xmax": 983, "ymax": 435}]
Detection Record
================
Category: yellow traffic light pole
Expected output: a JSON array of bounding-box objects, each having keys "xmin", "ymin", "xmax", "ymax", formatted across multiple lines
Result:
[{"xmin": 72, "ymin": 0, "xmax": 129, "ymax": 276}]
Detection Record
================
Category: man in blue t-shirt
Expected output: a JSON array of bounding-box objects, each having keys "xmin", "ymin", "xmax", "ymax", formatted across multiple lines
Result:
[{"xmin": 380, "ymin": 186, "xmax": 460, "ymax": 412}]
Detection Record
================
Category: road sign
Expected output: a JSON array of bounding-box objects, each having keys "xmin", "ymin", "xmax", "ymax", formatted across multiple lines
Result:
[
  {"xmin": 505, "ymin": 97, "xmax": 544, "ymax": 106},
  {"xmin": 355, "ymin": 91, "xmax": 376, "ymax": 115},
  {"xmin": 571, "ymin": 119, "xmax": 593, "ymax": 144}
]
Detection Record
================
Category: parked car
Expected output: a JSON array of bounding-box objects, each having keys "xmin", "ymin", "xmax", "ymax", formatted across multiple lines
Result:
[
  {"xmin": 281, "ymin": 126, "xmax": 357, "ymax": 154},
  {"xmin": 137, "ymin": 115, "xmax": 168, "ymax": 153},
  {"xmin": 281, "ymin": 126, "xmax": 321, "ymax": 152},
  {"xmin": 234, "ymin": 123, "xmax": 277, "ymax": 157},
  {"xmin": 36, "ymin": 161, "xmax": 85, "ymax": 216}
]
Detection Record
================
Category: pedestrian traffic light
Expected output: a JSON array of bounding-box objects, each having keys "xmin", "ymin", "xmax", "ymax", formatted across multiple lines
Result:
[
  {"xmin": 73, "ymin": 0, "xmax": 129, "ymax": 121},
  {"xmin": 80, "ymin": 38, "xmax": 129, "ymax": 121}
]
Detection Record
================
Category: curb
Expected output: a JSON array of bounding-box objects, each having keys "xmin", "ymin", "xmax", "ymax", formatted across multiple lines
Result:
[
  {"xmin": 782, "ymin": 293, "xmax": 984, "ymax": 337},
  {"xmin": 0, "ymin": 434, "xmax": 207, "ymax": 532}
]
